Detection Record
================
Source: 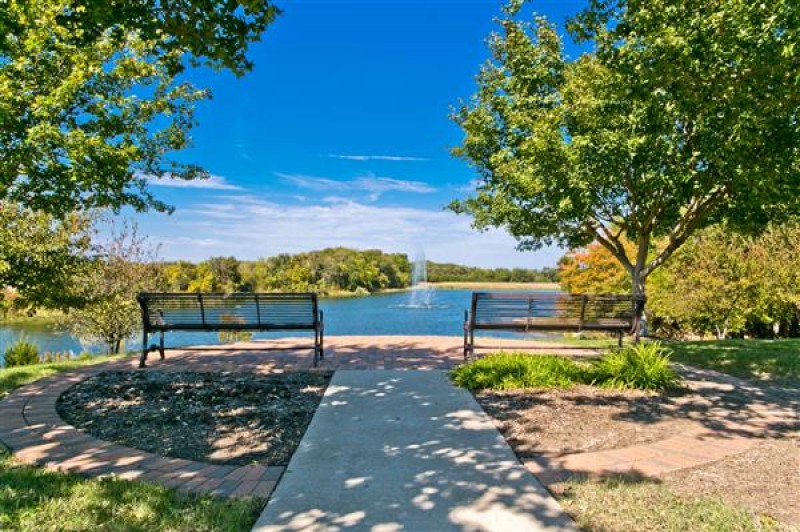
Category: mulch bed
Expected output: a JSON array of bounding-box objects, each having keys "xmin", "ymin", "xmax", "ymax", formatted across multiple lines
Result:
[
  {"xmin": 474, "ymin": 385, "xmax": 696, "ymax": 457},
  {"xmin": 57, "ymin": 370, "xmax": 331, "ymax": 466},
  {"xmin": 473, "ymin": 371, "xmax": 800, "ymax": 527}
]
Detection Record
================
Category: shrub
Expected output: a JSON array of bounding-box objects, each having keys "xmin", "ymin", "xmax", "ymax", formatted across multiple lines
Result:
[
  {"xmin": 451, "ymin": 353, "xmax": 589, "ymax": 390},
  {"xmin": 593, "ymin": 342, "xmax": 680, "ymax": 391},
  {"xmin": 4, "ymin": 341, "xmax": 40, "ymax": 368}
]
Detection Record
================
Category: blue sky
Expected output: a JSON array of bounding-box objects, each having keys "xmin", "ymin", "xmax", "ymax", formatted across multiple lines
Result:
[{"xmin": 137, "ymin": 0, "xmax": 587, "ymax": 268}]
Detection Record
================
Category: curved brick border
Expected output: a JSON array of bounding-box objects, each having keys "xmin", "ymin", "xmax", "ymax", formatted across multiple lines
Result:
[
  {"xmin": 1, "ymin": 338, "xmax": 796, "ymax": 499},
  {"xmin": 0, "ymin": 360, "xmax": 282, "ymax": 499},
  {"xmin": 523, "ymin": 366, "xmax": 799, "ymax": 485}
]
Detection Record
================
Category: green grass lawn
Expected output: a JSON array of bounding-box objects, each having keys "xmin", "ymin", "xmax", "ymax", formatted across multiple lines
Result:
[
  {"xmin": 557, "ymin": 477, "xmax": 783, "ymax": 532},
  {"xmin": 666, "ymin": 338, "xmax": 800, "ymax": 385},
  {"xmin": 0, "ymin": 452, "xmax": 261, "ymax": 531},
  {"xmin": 0, "ymin": 356, "xmax": 263, "ymax": 530},
  {"xmin": 0, "ymin": 355, "xmax": 125, "ymax": 399}
]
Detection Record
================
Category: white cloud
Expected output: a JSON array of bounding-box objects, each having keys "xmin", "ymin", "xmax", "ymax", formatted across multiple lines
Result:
[
  {"xmin": 138, "ymin": 195, "xmax": 563, "ymax": 268},
  {"xmin": 326, "ymin": 154, "xmax": 429, "ymax": 162},
  {"xmin": 277, "ymin": 172, "xmax": 436, "ymax": 200},
  {"xmin": 454, "ymin": 178, "xmax": 481, "ymax": 194},
  {"xmin": 144, "ymin": 173, "xmax": 242, "ymax": 191}
]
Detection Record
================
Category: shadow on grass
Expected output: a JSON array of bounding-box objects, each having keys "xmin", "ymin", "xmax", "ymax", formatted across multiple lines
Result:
[
  {"xmin": 0, "ymin": 452, "xmax": 261, "ymax": 531},
  {"xmin": 665, "ymin": 338, "xmax": 800, "ymax": 386}
]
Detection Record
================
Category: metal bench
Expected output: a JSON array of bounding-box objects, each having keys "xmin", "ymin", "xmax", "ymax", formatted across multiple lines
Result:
[
  {"xmin": 137, "ymin": 292, "xmax": 324, "ymax": 368},
  {"xmin": 463, "ymin": 292, "xmax": 643, "ymax": 358}
]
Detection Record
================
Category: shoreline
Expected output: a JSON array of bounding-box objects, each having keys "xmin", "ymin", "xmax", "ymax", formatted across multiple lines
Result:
[{"xmin": 423, "ymin": 281, "xmax": 560, "ymax": 291}]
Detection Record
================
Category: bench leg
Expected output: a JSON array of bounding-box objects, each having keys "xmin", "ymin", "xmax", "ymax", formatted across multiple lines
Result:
[
  {"xmin": 618, "ymin": 331, "xmax": 623, "ymax": 348},
  {"xmin": 159, "ymin": 331, "xmax": 165, "ymax": 360},
  {"xmin": 139, "ymin": 329, "xmax": 148, "ymax": 368},
  {"xmin": 313, "ymin": 328, "xmax": 320, "ymax": 368},
  {"xmin": 319, "ymin": 325, "xmax": 324, "ymax": 360}
]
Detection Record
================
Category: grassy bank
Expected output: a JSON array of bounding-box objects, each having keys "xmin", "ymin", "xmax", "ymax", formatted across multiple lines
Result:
[
  {"xmin": 0, "ymin": 355, "xmax": 126, "ymax": 399},
  {"xmin": 425, "ymin": 281, "xmax": 560, "ymax": 291},
  {"xmin": 0, "ymin": 313, "xmax": 62, "ymax": 327}
]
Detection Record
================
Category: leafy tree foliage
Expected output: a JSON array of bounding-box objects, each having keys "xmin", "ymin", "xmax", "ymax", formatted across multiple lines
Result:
[
  {"xmin": 160, "ymin": 248, "xmax": 557, "ymax": 295},
  {"xmin": 558, "ymin": 241, "xmax": 632, "ymax": 294},
  {"xmin": 0, "ymin": 203, "xmax": 93, "ymax": 310},
  {"xmin": 561, "ymin": 222, "xmax": 800, "ymax": 339},
  {"xmin": 648, "ymin": 227, "xmax": 764, "ymax": 339},
  {"xmin": 0, "ymin": 0, "xmax": 279, "ymax": 216},
  {"xmin": 452, "ymin": 0, "xmax": 800, "ymax": 308},
  {"xmin": 426, "ymin": 262, "xmax": 557, "ymax": 283},
  {"xmin": 65, "ymin": 221, "xmax": 162, "ymax": 353}
]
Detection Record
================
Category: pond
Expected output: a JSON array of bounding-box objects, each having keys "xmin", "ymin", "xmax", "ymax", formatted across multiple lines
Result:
[{"xmin": 0, "ymin": 288, "xmax": 560, "ymax": 361}]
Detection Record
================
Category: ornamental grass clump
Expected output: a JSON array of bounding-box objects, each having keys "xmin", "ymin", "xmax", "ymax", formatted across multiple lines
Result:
[
  {"xmin": 593, "ymin": 342, "xmax": 680, "ymax": 392},
  {"xmin": 4, "ymin": 340, "xmax": 39, "ymax": 368},
  {"xmin": 451, "ymin": 353, "xmax": 589, "ymax": 390}
]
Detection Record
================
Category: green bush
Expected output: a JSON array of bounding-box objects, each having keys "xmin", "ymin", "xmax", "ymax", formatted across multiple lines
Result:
[
  {"xmin": 593, "ymin": 342, "xmax": 680, "ymax": 391},
  {"xmin": 453, "ymin": 343, "xmax": 681, "ymax": 392},
  {"xmin": 451, "ymin": 353, "xmax": 590, "ymax": 390},
  {"xmin": 4, "ymin": 341, "xmax": 40, "ymax": 368}
]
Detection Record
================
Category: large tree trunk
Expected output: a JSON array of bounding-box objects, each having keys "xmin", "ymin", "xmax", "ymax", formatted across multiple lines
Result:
[{"xmin": 631, "ymin": 268, "xmax": 647, "ymax": 343}]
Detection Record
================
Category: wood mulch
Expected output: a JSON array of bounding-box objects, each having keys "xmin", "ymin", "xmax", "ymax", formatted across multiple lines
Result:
[
  {"xmin": 473, "ymin": 371, "xmax": 800, "ymax": 528},
  {"xmin": 57, "ymin": 370, "xmax": 331, "ymax": 466},
  {"xmin": 474, "ymin": 385, "xmax": 697, "ymax": 457}
]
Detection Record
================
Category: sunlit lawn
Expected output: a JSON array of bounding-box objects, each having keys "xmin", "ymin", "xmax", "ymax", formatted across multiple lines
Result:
[
  {"xmin": 0, "ymin": 452, "xmax": 261, "ymax": 531},
  {"xmin": 0, "ymin": 355, "xmax": 124, "ymax": 399},
  {"xmin": 557, "ymin": 477, "xmax": 783, "ymax": 532},
  {"xmin": 666, "ymin": 338, "xmax": 800, "ymax": 385}
]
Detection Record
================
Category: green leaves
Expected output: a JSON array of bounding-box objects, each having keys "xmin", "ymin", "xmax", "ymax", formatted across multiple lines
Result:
[
  {"xmin": 453, "ymin": 0, "xmax": 800, "ymax": 292},
  {"xmin": 1, "ymin": 0, "xmax": 279, "ymax": 217},
  {"xmin": 0, "ymin": 203, "xmax": 93, "ymax": 310}
]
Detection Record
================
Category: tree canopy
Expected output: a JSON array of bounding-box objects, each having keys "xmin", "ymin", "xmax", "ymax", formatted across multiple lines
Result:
[
  {"xmin": 0, "ymin": 0, "xmax": 280, "ymax": 216},
  {"xmin": 452, "ymin": 0, "xmax": 800, "ymax": 301}
]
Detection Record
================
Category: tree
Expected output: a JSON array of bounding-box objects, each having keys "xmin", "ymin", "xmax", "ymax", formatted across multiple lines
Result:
[
  {"xmin": 452, "ymin": 1, "xmax": 800, "ymax": 321},
  {"xmin": 648, "ymin": 226, "xmax": 764, "ymax": 339},
  {"xmin": 0, "ymin": 203, "xmax": 93, "ymax": 310},
  {"xmin": 558, "ymin": 241, "xmax": 632, "ymax": 295},
  {"xmin": 0, "ymin": 0, "xmax": 279, "ymax": 217},
  {"xmin": 65, "ymin": 220, "xmax": 163, "ymax": 353}
]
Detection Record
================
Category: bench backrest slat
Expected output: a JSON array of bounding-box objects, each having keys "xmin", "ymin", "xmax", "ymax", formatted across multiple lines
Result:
[
  {"xmin": 138, "ymin": 292, "xmax": 319, "ymax": 330},
  {"xmin": 470, "ymin": 292, "xmax": 640, "ymax": 331}
]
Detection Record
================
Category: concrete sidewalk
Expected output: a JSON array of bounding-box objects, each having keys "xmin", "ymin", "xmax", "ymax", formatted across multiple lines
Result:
[{"xmin": 253, "ymin": 370, "xmax": 576, "ymax": 532}]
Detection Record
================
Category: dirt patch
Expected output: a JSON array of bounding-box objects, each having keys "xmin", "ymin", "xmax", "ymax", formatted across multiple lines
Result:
[
  {"xmin": 474, "ymin": 385, "xmax": 696, "ymax": 456},
  {"xmin": 667, "ymin": 439, "xmax": 800, "ymax": 527},
  {"xmin": 57, "ymin": 370, "xmax": 331, "ymax": 466}
]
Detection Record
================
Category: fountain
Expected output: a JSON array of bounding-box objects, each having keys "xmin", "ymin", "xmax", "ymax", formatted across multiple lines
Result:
[{"xmin": 407, "ymin": 250, "xmax": 434, "ymax": 308}]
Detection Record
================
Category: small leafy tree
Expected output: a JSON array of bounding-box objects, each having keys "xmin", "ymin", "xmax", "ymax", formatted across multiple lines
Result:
[
  {"xmin": 65, "ymin": 220, "xmax": 163, "ymax": 353},
  {"xmin": 452, "ymin": 1, "xmax": 800, "ymax": 323},
  {"xmin": 1, "ymin": 0, "xmax": 280, "ymax": 216}
]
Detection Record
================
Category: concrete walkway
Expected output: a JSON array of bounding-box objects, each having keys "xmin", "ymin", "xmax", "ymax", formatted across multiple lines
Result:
[{"xmin": 254, "ymin": 370, "xmax": 577, "ymax": 532}]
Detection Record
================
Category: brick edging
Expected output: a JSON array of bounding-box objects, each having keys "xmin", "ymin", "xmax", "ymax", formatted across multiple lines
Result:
[
  {"xmin": 523, "ymin": 365, "xmax": 796, "ymax": 485},
  {"xmin": 0, "ymin": 360, "xmax": 282, "ymax": 500}
]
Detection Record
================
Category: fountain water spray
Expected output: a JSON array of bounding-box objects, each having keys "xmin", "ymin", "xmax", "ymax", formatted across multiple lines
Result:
[{"xmin": 408, "ymin": 250, "xmax": 433, "ymax": 308}]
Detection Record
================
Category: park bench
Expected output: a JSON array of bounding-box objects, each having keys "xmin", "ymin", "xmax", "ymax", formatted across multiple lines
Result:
[
  {"xmin": 463, "ymin": 292, "xmax": 644, "ymax": 358},
  {"xmin": 137, "ymin": 292, "xmax": 324, "ymax": 368}
]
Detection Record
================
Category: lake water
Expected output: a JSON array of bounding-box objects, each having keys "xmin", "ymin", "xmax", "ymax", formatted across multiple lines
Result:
[{"xmin": 0, "ymin": 289, "xmax": 560, "ymax": 359}]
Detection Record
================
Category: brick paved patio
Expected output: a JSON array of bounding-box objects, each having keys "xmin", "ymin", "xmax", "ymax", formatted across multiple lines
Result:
[{"xmin": 0, "ymin": 336, "xmax": 795, "ymax": 502}]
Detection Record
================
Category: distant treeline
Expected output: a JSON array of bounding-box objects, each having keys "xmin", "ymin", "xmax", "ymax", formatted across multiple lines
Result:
[
  {"xmin": 158, "ymin": 248, "xmax": 557, "ymax": 296},
  {"xmin": 426, "ymin": 262, "xmax": 558, "ymax": 284}
]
